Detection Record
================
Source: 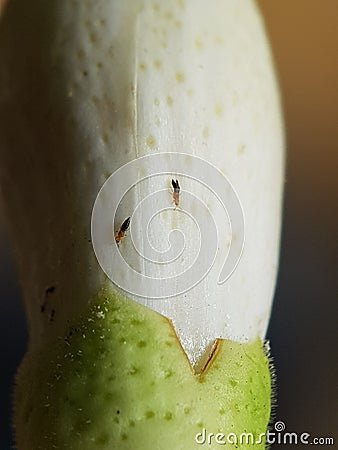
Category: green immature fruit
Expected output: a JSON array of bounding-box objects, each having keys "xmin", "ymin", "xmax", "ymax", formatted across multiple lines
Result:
[{"xmin": 15, "ymin": 288, "xmax": 270, "ymax": 450}]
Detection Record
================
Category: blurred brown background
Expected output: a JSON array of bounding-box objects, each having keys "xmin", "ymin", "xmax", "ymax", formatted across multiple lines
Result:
[
  {"xmin": 1, "ymin": 0, "xmax": 337, "ymax": 448},
  {"xmin": 258, "ymin": 0, "xmax": 338, "ymax": 444}
]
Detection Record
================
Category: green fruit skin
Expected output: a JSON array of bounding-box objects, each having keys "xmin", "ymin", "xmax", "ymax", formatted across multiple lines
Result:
[{"xmin": 14, "ymin": 288, "xmax": 271, "ymax": 450}]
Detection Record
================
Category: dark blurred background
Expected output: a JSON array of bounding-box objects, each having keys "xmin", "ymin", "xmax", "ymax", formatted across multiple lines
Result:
[
  {"xmin": 259, "ymin": 0, "xmax": 338, "ymax": 446},
  {"xmin": 1, "ymin": 0, "xmax": 337, "ymax": 448}
]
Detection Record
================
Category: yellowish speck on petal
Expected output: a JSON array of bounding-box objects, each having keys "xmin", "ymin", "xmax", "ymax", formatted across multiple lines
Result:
[
  {"xmin": 164, "ymin": 11, "xmax": 173, "ymax": 20},
  {"xmin": 139, "ymin": 167, "xmax": 146, "ymax": 178},
  {"xmin": 89, "ymin": 32, "xmax": 97, "ymax": 44},
  {"xmin": 139, "ymin": 63, "xmax": 146, "ymax": 71},
  {"xmin": 153, "ymin": 59, "xmax": 162, "ymax": 69},
  {"xmin": 146, "ymin": 135, "xmax": 156, "ymax": 148},
  {"xmin": 214, "ymin": 103, "xmax": 223, "ymax": 117},
  {"xmin": 91, "ymin": 95, "xmax": 99, "ymax": 106},
  {"xmin": 153, "ymin": 3, "xmax": 160, "ymax": 12},
  {"xmin": 202, "ymin": 127, "xmax": 209, "ymax": 139},
  {"xmin": 166, "ymin": 96, "xmax": 173, "ymax": 106},
  {"xmin": 195, "ymin": 39, "xmax": 203, "ymax": 50},
  {"xmin": 175, "ymin": 72, "xmax": 185, "ymax": 83},
  {"xmin": 154, "ymin": 97, "xmax": 160, "ymax": 106},
  {"xmin": 237, "ymin": 144, "xmax": 246, "ymax": 155}
]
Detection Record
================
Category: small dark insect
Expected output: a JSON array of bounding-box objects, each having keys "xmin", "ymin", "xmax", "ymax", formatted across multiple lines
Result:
[
  {"xmin": 115, "ymin": 217, "xmax": 131, "ymax": 244},
  {"xmin": 40, "ymin": 286, "xmax": 56, "ymax": 313},
  {"xmin": 46, "ymin": 286, "xmax": 56, "ymax": 296},
  {"xmin": 171, "ymin": 178, "xmax": 180, "ymax": 207},
  {"xmin": 49, "ymin": 309, "xmax": 55, "ymax": 323}
]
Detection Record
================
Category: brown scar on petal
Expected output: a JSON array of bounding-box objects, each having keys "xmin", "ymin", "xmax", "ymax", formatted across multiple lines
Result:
[
  {"xmin": 165, "ymin": 314, "xmax": 220, "ymax": 376},
  {"xmin": 196, "ymin": 339, "xmax": 220, "ymax": 376}
]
